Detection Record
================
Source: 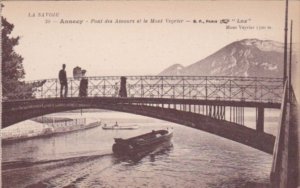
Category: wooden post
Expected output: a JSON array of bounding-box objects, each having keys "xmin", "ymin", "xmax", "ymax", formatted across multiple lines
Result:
[{"xmin": 257, "ymin": 107, "xmax": 264, "ymax": 132}]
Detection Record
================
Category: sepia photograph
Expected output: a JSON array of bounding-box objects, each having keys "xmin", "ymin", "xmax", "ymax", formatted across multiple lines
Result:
[{"xmin": 1, "ymin": 0, "xmax": 300, "ymax": 187}]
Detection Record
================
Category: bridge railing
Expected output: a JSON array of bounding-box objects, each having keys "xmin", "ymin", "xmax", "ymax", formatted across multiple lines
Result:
[
  {"xmin": 3, "ymin": 76, "xmax": 283, "ymax": 103},
  {"xmin": 270, "ymin": 80, "xmax": 295, "ymax": 188}
]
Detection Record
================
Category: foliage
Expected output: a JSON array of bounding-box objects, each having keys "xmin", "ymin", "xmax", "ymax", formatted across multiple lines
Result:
[
  {"xmin": 2, "ymin": 16, "xmax": 44, "ymax": 100},
  {"xmin": 2, "ymin": 16, "xmax": 25, "ymax": 97}
]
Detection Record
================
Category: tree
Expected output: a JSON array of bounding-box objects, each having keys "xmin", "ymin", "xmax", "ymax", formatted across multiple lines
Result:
[
  {"xmin": 2, "ymin": 15, "xmax": 45, "ymax": 99},
  {"xmin": 2, "ymin": 16, "xmax": 25, "ymax": 98}
]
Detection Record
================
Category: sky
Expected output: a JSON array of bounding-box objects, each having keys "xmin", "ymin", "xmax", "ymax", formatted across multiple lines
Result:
[{"xmin": 2, "ymin": 1, "xmax": 300, "ymax": 81}]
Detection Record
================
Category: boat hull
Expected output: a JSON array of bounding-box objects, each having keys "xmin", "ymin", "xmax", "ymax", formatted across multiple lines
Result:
[
  {"xmin": 102, "ymin": 125, "xmax": 139, "ymax": 130},
  {"xmin": 112, "ymin": 130, "xmax": 173, "ymax": 158},
  {"xmin": 2, "ymin": 121, "xmax": 101, "ymax": 143}
]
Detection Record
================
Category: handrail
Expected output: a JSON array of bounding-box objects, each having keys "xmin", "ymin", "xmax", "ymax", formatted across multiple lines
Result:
[
  {"xmin": 2, "ymin": 76, "xmax": 284, "ymax": 103},
  {"xmin": 17, "ymin": 75, "xmax": 284, "ymax": 84},
  {"xmin": 270, "ymin": 80, "xmax": 289, "ymax": 186}
]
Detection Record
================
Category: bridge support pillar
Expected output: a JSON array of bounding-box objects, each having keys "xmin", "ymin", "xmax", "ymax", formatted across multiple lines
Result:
[{"xmin": 256, "ymin": 107, "xmax": 264, "ymax": 132}]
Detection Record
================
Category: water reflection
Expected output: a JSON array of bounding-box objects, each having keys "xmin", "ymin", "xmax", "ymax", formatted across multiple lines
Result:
[{"xmin": 149, "ymin": 144, "xmax": 173, "ymax": 162}]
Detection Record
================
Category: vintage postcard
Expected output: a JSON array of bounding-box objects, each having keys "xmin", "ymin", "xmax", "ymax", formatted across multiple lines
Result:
[{"xmin": 1, "ymin": 0, "xmax": 299, "ymax": 188}]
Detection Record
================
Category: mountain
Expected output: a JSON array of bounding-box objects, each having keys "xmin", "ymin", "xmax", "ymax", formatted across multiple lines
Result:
[
  {"xmin": 158, "ymin": 64, "xmax": 185, "ymax": 76},
  {"xmin": 159, "ymin": 39, "xmax": 284, "ymax": 77}
]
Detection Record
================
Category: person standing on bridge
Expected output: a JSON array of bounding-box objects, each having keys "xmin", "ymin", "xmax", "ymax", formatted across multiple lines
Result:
[
  {"xmin": 59, "ymin": 64, "xmax": 68, "ymax": 97},
  {"xmin": 118, "ymin": 76, "xmax": 127, "ymax": 97},
  {"xmin": 79, "ymin": 70, "xmax": 88, "ymax": 97}
]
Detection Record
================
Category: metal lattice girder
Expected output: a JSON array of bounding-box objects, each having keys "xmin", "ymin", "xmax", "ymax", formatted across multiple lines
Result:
[
  {"xmin": 3, "ymin": 76, "xmax": 284, "ymax": 103},
  {"xmin": 40, "ymin": 79, "xmax": 58, "ymax": 98},
  {"xmin": 88, "ymin": 78, "xmax": 106, "ymax": 97},
  {"xmin": 69, "ymin": 79, "xmax": 80, "ymax": 97}
]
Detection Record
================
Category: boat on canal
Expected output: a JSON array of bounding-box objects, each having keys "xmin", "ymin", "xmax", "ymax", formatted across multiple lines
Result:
[
  {"xmin": 102, "ymin": 122, "xmax": 139, "ymax": 130},
  {"xmin": 2, "ymin": 119, "xmax": 101, "ymax": 143},
  {"xmin": 112, "ymin": 129, "xmax": 173, "ymax": 158}
]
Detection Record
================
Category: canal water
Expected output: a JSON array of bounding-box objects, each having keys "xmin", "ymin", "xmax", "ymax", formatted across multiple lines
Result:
[{"xmin": 2, "ymin": 109, "xmax": 279, "ymax": 188}]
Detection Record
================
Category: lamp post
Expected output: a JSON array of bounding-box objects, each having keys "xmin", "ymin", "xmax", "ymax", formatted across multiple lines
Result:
[
  {"xmin": 289, "ymin": 20, "xmax": 293, "ymax": 101},
  {"xmin": 283, "ymin": 0, "xmax": 289, "ymax": 84}
]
